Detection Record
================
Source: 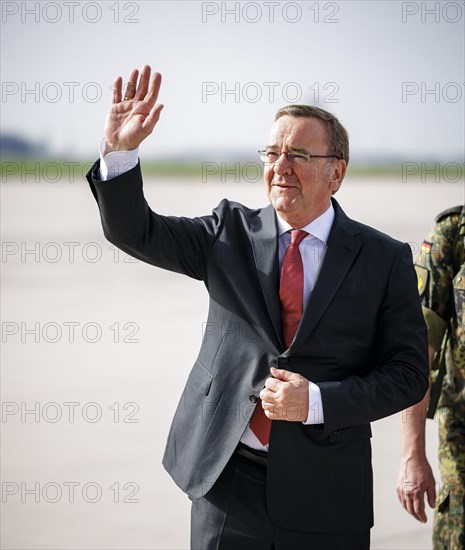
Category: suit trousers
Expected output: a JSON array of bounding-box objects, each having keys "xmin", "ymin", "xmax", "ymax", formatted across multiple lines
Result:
[{"xmin": 190, "ymin": 449, "xmax": 370, "ymax": 550}]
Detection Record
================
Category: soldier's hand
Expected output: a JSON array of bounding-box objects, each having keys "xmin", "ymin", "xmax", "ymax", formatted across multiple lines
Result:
[
  {"xmin": 260, "ymin": 367, "xmax": 309, "ymax": 422},
  {"xmin": 103, "ymin": 65, "xmax": 164, "ymax": 154},
  {"xmin": 396, "ymin": 456, "xmax": 436, "ymax": 523}
]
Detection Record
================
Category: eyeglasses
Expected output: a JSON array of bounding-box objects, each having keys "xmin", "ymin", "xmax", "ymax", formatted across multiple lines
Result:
[{"xmin": 258, "ymin": 149, "xmax": 341, "ymax": 165}]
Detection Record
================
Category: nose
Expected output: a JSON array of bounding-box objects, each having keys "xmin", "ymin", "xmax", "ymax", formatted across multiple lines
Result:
[{"xmin": 273, "ymin": 152, "xmax": 292, "ymax": 175}]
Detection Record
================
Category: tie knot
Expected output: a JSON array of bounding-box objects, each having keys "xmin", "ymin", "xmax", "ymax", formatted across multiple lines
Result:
[{"xmin": 289, "ymin": 229, "xmax": 308, "ymax": 247}]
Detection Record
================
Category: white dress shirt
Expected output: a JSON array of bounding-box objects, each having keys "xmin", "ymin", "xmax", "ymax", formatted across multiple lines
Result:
[
  {"xmin": 99, "ymin": 143, "xmax": 332, "ymax": 452},
  {"xmin": 240, "ymin": 206, "xmax": 333, "ymax": 450}
]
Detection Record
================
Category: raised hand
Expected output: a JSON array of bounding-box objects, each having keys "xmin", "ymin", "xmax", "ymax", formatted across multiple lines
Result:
[{"xmin": 103, "ymin": 65, "xmax": 164, "ymax": 154}]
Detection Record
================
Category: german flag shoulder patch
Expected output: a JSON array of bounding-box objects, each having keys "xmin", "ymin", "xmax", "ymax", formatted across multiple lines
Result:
[{"xmin": 420, "ymin": 241, "xmax": 432, "ymax": 254}]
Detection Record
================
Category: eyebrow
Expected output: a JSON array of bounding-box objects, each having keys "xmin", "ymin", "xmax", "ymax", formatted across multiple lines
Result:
[{"xmin": 265, "ymin": 145, "xmax": 310, "ymax": 154}]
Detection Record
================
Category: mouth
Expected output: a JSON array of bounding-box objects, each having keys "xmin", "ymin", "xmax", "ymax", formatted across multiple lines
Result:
[{"xmin": 272, "ymin": 182, "xmax": 298, "ymax": 190}]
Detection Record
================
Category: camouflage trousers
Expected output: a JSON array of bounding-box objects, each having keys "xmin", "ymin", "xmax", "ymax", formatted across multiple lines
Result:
[{"xmin": 433, "ymin": 406, "xmax": 465, "ymax": 549}]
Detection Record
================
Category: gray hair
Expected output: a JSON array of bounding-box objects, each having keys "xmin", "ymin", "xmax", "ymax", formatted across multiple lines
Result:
[{"xmin": 275, "ymin": 104, "xmax": 349, "ymax": 165}]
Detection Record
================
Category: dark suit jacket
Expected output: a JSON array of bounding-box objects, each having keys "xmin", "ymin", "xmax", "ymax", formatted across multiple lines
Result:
[{"xmin": 87, "ymin": 160, "xmax": 428, "ymax": 534}]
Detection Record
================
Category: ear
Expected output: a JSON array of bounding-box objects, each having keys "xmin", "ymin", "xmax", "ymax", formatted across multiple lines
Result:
[{"xmin": 329, "ymin": 159, "xmax": 346, "ymax": 193}]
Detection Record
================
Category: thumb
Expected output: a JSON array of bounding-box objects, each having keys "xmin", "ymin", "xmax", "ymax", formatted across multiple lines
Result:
[{"xmin": 270, "ymin": 367, "xmax": 295, "ymax": 381}]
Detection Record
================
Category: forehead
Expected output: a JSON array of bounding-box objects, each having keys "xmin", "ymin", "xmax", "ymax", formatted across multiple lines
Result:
[{"xmin": 268, "ymin": 115, "xmax": 329, "ymax": 150}]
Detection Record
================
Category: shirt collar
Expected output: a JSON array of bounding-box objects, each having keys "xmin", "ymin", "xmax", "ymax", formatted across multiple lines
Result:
[{"xmin": 276, "ymin": 202, "xmax": 335, "ymax": 244}]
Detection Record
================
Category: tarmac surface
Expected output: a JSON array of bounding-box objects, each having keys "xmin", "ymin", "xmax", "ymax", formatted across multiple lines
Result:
[{"xmin": 2, "ymin": 173, "xmax": 463, "ymax": 549}]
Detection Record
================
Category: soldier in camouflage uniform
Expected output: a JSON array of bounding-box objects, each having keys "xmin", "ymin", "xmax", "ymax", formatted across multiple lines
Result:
[{"xmin": 397, "ymin": 205, "xmax": 465, "ymax": 549}]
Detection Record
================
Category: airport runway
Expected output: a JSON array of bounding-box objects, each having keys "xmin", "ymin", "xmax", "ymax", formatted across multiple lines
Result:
[{"xmin": 2, "ymin": 173, "xmax": 463, "ymax": 549}]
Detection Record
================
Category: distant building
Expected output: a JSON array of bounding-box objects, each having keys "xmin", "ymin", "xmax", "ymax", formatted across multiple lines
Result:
[{"xmin": 0, "ymin": 134, "xmax": 47, "ymax": 158}]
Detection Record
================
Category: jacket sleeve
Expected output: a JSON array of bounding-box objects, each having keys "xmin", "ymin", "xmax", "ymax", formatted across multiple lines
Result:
[
  {"xmin": 318, "ymin": 242, "xmax": 429, "ymax": 432},
  {"xmin": 86, "ymin": 159, "xmax": 228, "ymax": 281},
  {"xmin": 415, "ymin": 215, "xmax": 458, "ymax": 350}
]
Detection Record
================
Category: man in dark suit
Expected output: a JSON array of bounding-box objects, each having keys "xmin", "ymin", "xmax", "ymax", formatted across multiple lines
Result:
[{"xmin": 87, "ymin": 65, "xmax": 429, "ymax": 549}]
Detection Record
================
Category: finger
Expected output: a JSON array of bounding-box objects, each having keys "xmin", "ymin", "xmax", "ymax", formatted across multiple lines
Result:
[
  {"xmin": 124, "ymin": 68, "xmax": 139, "ymax": 99},
  {"xmin": 398, "ymin": 489, "xmax": 408, "ymax": 510},
  {"xmin": 397, "ymin": 486, "xmax": 409, "ymax": 510},
  {"xmin": 404, "ymin": 493, "xmax": 415, "ymax": 516},
  {"xmin": 259, "ymin": 388, "xmax": 275, "ymax": 403},
  {"xmin": 427, "ymin": 485, "xmax": 436, "ymax": 508},
  {"xmin": 263, "ymin": 403, "xmax": 278, "ymax": 419},
  {"xmin": 141, "ymin": 104, "xmax": 164, "ymax": 137},
  {"xmin": 413, "ymin": 494, "xmax": 427, "ymax": 523},
  {"xmin": 134, "ymin": 64, "xmax": 151, "ymax": 101},
  {"xmin": 145, "ymin": 72, "xmax": 162, "ymax": 107},
  {"xmin": 264, "ymin": 377, "xmax": 280, "ymax": 391},
  {"xmin": 403, "ymin": 490, "xmax": 425, "ymax": 523},
  {"xmin": 113, "ymin": 76, "xmax": 122, "ymax": 104},
  {"xmin": 398, "ymin": 486, "xmax": 422, "ymax": 521},
  {"xmin": 270, "ymin": 367, "xmax": 297, "ymax": 382}
]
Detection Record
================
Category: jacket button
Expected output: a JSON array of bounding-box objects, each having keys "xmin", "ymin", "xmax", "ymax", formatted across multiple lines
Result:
[
  {"xmin": 278, "ymin": 357, "xmax": 288, "ymax": 365},
  {"xmin": 249, "ymin": 394, "xmax": 258, "ymax": 403}
]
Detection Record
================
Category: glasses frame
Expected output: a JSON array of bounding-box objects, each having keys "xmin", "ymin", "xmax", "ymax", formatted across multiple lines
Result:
[{"xmin": 258, "ymin": 149, "xmax": 341, "ymax": 164}]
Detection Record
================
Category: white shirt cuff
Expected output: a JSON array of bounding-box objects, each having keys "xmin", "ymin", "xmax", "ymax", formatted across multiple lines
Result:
[
  {"xmin": 303, "ymin": 381, "xmax": 324, "ymax": 425},
  {"xmin": 99, "ymin": 138, "xmax": 139, "ymax": 181}
]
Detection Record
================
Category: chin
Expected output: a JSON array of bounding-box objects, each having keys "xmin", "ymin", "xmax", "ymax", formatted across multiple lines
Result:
[{"xmin": 271, "ymin": 196, "xmax": 296, "ymax": 214}]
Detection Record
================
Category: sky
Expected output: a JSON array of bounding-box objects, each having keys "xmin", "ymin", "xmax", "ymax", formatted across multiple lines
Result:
[{"xmin": 1, "ymin": 0, "xmax": 464, "ymax": 161}]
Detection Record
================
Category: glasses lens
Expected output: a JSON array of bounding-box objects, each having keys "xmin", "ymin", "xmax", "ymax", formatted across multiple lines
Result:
[
  {"xmin": 289, "ymin": 154, "xmax": 308, "ymax": 165},
  {"xmin": 259, "ymin": 150, "xmax": 280, "ymax": 163}
]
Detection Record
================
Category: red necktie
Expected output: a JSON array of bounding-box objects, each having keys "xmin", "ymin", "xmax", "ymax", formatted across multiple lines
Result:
[{"xmin": 250, "ymin": 229, "xmax": 308, "ymax": 445}]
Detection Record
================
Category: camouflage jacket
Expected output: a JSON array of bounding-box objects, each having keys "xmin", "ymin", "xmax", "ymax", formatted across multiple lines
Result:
[{"xmin": 415, "ymin": 205, "xmax": 465, "ymax": 408}]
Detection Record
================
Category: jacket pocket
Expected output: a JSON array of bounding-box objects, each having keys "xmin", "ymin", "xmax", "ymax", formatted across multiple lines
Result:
[
  {"xmin": 328, "ymin": 424, "xmax": 372, "ymax": 443},
  {"xmin": 186, "ymin": 360, "xmax": 213, "ymax": 396}
]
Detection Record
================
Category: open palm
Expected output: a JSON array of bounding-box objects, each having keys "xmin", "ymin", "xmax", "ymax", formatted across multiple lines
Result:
[{"xmin": 104, "ymin": 65, "xmax": 163, "ymax": 154}]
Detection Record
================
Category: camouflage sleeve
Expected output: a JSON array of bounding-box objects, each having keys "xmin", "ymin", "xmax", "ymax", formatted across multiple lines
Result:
[{"xmin": 415, "ymin": 214, "xmax": 459, "ymax": 350}]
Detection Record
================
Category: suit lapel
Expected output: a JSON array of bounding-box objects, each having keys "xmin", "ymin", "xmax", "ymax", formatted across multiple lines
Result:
[
  {"xmin": 249, "ymin": 204, "xmax": 284, "ymax": 349},
  {"xmin": 291, "ymin": 199, "xmax": 362, "ymax": 350}
]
